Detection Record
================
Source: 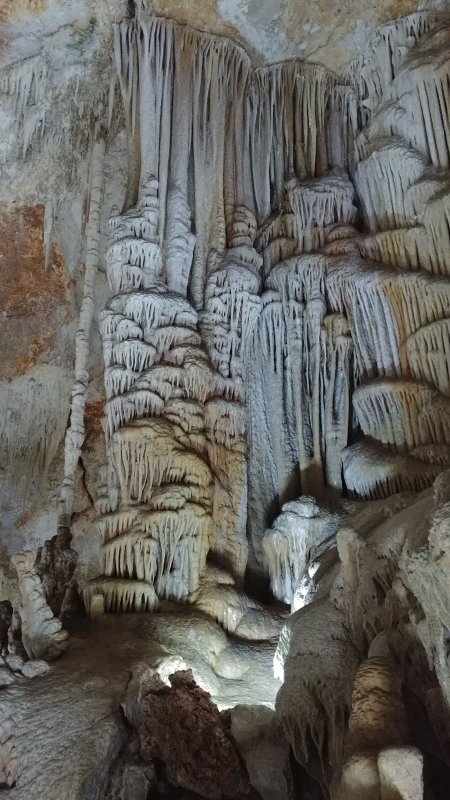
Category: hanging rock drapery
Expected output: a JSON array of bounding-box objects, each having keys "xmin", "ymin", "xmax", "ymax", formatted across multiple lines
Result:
[{"xmin": 89, "ymin": 10, "xmax": 450, "ymax": 599}]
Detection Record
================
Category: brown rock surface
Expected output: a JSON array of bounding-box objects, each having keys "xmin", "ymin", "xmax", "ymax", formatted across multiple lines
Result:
[
  {"xmin": 0, "ymin": 204, "xmax": 75, "ymax": 379},
  {"xmin": 137, "ymin": 669, "xmax": 252, "ymax": 800}
]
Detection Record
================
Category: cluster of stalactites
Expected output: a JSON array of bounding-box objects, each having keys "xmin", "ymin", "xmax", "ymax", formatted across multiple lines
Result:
[
  {"xmin": 250, "ymin": 159, "xmax": 450, "ymax": 505},
  {"xmin": 203, "ymin": 207, "xmax": 262, "ymax": 391},
  {"xmin": 113, "ymin": 14, "xmax": 251, "ymax": 308},
  {"xmin": 113, "ymin": 12, "xmax": 356, "ymax": 312},
  {"xmin": 90, "ymin": 180, "xmax": 216, "ymax": 610},
  {"xmin": 0, "ymin": 368, "xmax": 71, "ymax": 500},
  {"xmin": 247, "ymin": 61, "xmax": 349, "ymax": 223},
  {"xmin": 107, "ymin": 177, "xmax": 164, "ymax": 294},
  {"xmin": 199, "ymin": 207, "xmax": 263, "ymax": 579},
  {"xmin": 343, "ymin": 11, "xmax": 433, "ymax": 130},
  {"xmin": 350, "ymin": 13, "xmax": 450, "ymax": 280},
  {"xmin": 0, "ymin": 37, "xmax": 110, "ymax": 183},
  {"xmin": 353, "ymin": 379, "xmax": 450, "ymax": 451},
  {"xmin": 249, "ymin": 172, "xmax": 358, "ymax": 496},
  {"xmin": 337, "ymin": 12, "xmax": 450, "ymax": 498}
]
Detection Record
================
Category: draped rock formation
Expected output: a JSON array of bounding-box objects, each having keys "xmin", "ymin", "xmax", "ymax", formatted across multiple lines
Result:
[
  {"xmin": 2, "ymin": 5, "xmax": 450, "ymax": 800},
  {"xmin": 76, "ymin": 6, "xmax": 450, "ymax": 608},
  {"xmin": 89, "ymin": 179, "xmax": 217, "ymax": 610}
]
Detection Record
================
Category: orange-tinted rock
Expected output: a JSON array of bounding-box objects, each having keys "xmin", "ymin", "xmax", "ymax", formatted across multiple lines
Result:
[
  {"xmin": 0, "ymin": 204, "xmax": 75, "ymax": 378},
  {"xmin": 84, "ymin": 400, "xmax": 106, "ymax": 438}
]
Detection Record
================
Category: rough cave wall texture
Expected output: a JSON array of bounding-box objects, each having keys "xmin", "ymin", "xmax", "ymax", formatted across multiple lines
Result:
[
  {"xmin": 0, "ymin": 0, "xmax": 449, "ymax": 590},
  {"xmin": 1, "ymin": 2, "xmax": 450, "ymax": 798}
]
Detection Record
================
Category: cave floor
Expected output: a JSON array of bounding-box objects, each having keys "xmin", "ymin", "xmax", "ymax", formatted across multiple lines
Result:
[{"xmin": 3, "ymin": 610, "xmax": 281, "ymax": 800}]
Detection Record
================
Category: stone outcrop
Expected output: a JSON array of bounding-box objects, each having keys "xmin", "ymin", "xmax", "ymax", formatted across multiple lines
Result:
[{"xmin": 136, "ymin": 669, "xmax": 251, "ymax": 800}]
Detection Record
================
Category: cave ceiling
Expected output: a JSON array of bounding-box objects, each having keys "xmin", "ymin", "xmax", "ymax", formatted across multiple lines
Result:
[{"xmin": 0, "ymin": 0, "xmax": 439, "ymax": 71}]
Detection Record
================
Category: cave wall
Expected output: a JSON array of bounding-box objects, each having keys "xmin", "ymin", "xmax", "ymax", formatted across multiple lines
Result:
[
  {"xmin": 1, "ymin": 4, "xmax": 450, "ymax": 607},
  {"xmin": 91, "ymin": 9, "xmax": 450, "ymax": 606},
  {"xmin": 1, "ymin": 5, "xmax": 450, "ymax": 800}
]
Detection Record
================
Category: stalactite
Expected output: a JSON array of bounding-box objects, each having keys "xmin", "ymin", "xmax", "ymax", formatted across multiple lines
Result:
[
  {"xmin": 353, "ymin": 379, "xmax": 450, "ymax": 450},
  {"xmin": 201, "ymin": 207, "xmax": 262, "ymax": 579},
  {"xmin": 407, "ymin": 319, "xmax": 450, "ymax": 394},
  {"xmin": 68, "ymin": 10, "xmax": 450, "ymax": 602},
  {"xmin": 343, "ymin": 11, "xmax": 433, "ymax": 130},
  {"xmin": 59, "ymin": 139, "xmax": 106, "ymax": 521},
  {"xmin": 88, "ymin": 179, "xmax": 217, "ymax": 610}
]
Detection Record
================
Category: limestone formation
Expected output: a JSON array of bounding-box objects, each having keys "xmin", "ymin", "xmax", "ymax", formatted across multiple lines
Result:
[
  {"xmin": 34, "ymin": 525, "xmax": 79, "ymax": 618},
  {"xmin": 1, "ymin": 4, "xmax": 450, "ymax": 800},
  {"xmin": 59, "ymin": 139, "xmax": 106, "ymax": 522},
  {"xmin": 88, "ymin": 179, "xmax": 217, "ymax": 609},
  {"xmin": 12, "ymin": 551, "xmax": 69, "ymax": 662},
  {"xmin": 335, "ymin": 657, "xmax": 424, "ymax": 800}
]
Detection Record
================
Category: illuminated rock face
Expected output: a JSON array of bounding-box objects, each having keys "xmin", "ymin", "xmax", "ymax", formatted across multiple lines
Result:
[
  {"xmin": 78, "ymin": 8, "xmax": 450, "ymax": 606},
  {"xmin": 89, "ymin": 180, "xmax": 215, "ymax": 610}
]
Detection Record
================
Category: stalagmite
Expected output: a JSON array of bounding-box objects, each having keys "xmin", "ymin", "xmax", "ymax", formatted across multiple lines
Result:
[
  {"xmin": 263, "ymin": 497, "xmax": 342, "ymax": 606},
  {"xmin": 334, "ymin": 657, "xmax": 424, "ymax": 800},
  {"xmin": 12, "ymin": 551, "xmax": 69, "ymax": 662},
  {"xmin": 275, "ymin": 600, "xmax": 360, "ymax": 792}
]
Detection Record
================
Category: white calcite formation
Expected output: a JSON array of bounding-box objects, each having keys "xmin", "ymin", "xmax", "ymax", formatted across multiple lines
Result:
[
  {"xmin": 59, "ymin": 139, "xmax": 106, "ymax": 522},
  {"xmin": 246, "ymin": 170, "xmax": 357, "ymax": 562},
  {"xmin": 89, "ymin": 179, "xmax": 217, "ymax": 610},
  {"xmin": 337, "ymin": 15, "xmax": 450, "ymax": 498},
  {"xmin": 263, "ymin": 497, "xmax": 342, "ymax": 606},
  {"xmin": 2, "ymin": 6, "xmax": 450, "ymax": 800},
  {"xmin": 335, "ymin": 656, "xmax": 424, "ymax": 800},
  {"xmin": 202, "ymin": 207, "xmax": 262, "ymax": 578},
  {"xmin": 12, "ymin": 551, "xmax": 68, "ymax": 662},
  {"xmin": 83, "ymin": 8, "xmax": 450, "ymax": 605}
]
